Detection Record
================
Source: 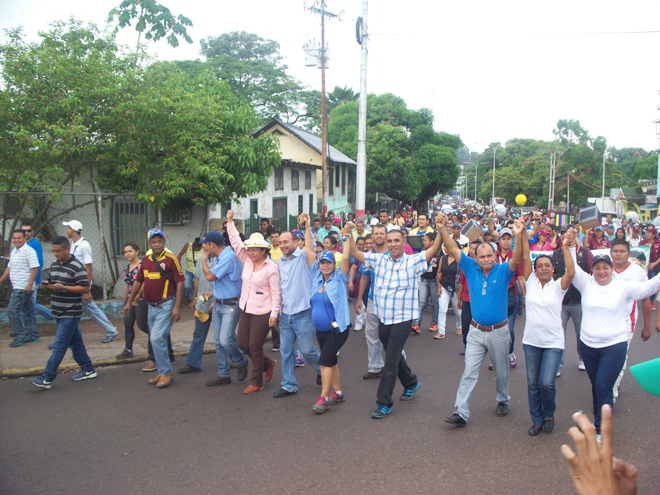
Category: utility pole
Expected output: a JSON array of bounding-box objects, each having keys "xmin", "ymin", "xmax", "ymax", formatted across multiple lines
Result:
[
  {"xmin": 548, "ymin": 151, "xmax": 556, "ymax": 212},
  {"xmin": 355, "ymin": 0, "xmax": 368, "ymax": 222},
  {"xmin": 602, "ymin": 149, "xmax": 607, "ymax": 199},
  {"xmin": 304, "ymin": 1, "xmax": 341, "ymax": 216}
]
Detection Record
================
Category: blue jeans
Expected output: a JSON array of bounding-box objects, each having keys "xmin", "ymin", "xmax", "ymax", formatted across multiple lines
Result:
[
  {"xmin": 147, "ymin": 299, "xmax": 176, "ymax": 375},
  {"xmin": 82, "ymin": 299, "xmax": 116, "ymax": 338},
  {"xmin": 8, "ymin": 289, "xmax": 38, "ymax": 340},
  {"xmin": 559, "ymin": 303, "xmax": 583, "ymax": 371},
  {"xmin": 185, "ymin": 312, "xmax": 213, "ymax": 370},
  {"xmin": 507, "ymin": 288, "xmax": 519, "ymax": 354},
  {"xmin": 184, "ymin": 269, "xmax": 195, "ymax": 302},
  {"xmin": 30, "ymin": 289, "xmax": 56, "ymax": 322},
  {"xmin": 579, "ymin": 340, "xmax": 628, "ymax": 433},
  {"xmin": 523, "ymin": 344, "xmax": 563, "ymax": 426},
  {"xmin": 212, "ymin": 303, "xmax": 245, "ymax": 377},
  {"xmin": 417, "ymin": 278, "xmax": 438, "ymax": 325},
  {"xmin": 280, "ymin": 309, "xmax": 321, "ymax": 392},
  {"xmin": 454, "ymin": 324, "xmax": 511, "ymax": 421},
  {"xmin": 43, "ymin": 317, "xmax": 94, "ymax": 381}
]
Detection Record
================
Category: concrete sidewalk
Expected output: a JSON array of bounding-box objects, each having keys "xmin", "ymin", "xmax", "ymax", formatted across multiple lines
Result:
[{"xmin": 0, "ymin": 306, "xmax": 253, "ymax": 378}]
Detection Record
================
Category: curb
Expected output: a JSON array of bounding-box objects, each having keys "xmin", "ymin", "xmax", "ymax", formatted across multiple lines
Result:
[{"xmin": 1, "ymin": 345, "xmax": 218, "ymax": 379}]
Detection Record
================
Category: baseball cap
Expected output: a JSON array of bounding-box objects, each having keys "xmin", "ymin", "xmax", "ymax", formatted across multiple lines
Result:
[
  {"xmin": 500, "ymin": 228, "xmax": 513, "ymax": 238},
  {"xmin": 370, "ymin": 218, "xmax": 378, "ymax": 226},
  {"xmin": 538, "ymin": 229, "xmax": 549, "ymax": 236},
  {"xmin": 607, "ymin": 224, "xmax": 614, "ymax": 229},
  {"xmin": 62, "ymin": 220, "xmax": 83, "ymax": 232},
  {"xmin": 560, "ymin": 224, "xmax": 571, "ymax": 232},
  {"xmin": 148, "ymin": 228, "xmax": 166, "ymax": 240},
  {"xmin": 647, "ymin": 226, "xmax": 657, "ymax": 235},
  {"xmin": 594, "ymin": 226, "xmax": 603, "ymax": 231},
  {"xmin": 632, "ymin": 226, "xmax": 640, "ymax": 232},
  {"xmin": 452, "ymin": 222, "xmax": 461, "ymax": 228},
  {"xmin": 318, "ymin": 250, "xmax": 335, "ymax": 264},
  {"xmin": 200, "ymin": 231, "xmax": 224, "ymax": 245},
  {"xmin": 593, "ymin": 254, "xmax": 613, "ymax": 267}
]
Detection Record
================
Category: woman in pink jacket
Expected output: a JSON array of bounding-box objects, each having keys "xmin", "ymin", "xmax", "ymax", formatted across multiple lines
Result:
[{"xmin": 226, "ymin": 211, "xmax": 282, "ymax": 394}]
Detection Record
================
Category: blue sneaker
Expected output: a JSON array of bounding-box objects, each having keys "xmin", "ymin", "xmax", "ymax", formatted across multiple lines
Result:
[
  {"xmin": 24, "ymin": 337, "xmax": 41, "ymax": 343},
  {"xmin": 71, "ymin": 370, "xmax": 97, "ymax": 381},
  {"xmin": 295, "ymin": 355, "xmax": 305, "ymax": 367},
  {"xmin": 29, "ymin": 376, "xmax": 52, "ymax": 389},
  {"xmin": 10, "ymin": 336, "xmax": 28, "ymax": 347},
  {"xmin": 400, "ymin": 382, "xmax": 421, "ymax": 401},
  {"xmin": 101, "ymin": 332, "xmax": 119, "ymax": 344},
  {"xmin": 371, "ymin": 403, "xmax": 391, "ymax": 419}
]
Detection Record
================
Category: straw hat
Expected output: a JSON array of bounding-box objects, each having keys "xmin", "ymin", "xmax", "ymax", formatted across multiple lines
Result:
[{"xmin": 244, "ymin": 232, "xmax": 271, "ymax": 250}]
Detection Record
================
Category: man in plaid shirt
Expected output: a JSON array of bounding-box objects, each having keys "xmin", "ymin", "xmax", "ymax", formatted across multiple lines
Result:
[{"xmin": 345, "ymin": 215, "xmax": 444, "ymax": 419}]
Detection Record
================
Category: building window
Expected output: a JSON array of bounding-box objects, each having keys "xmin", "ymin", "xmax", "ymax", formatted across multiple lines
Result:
[
  {"xmin": 335, "ymin": 164, "xmax": 340, "ymax": 187},
  {"xmin": 114, "ymin": 197, "xmax": 152, "ymax": 255},
  {"xmin": 298, "ymin": 195, "xmax": 303, "ymax": 214},
  {"xmin": 309, "ymin": 194, "xmax": 314, "ymax": 215},
  {"xmin": 275, "ymin": 167, "xmax": 284, "ymax": 191},
  {"xmin": 342, "ymin": 164, "xmax": 346, "ymax": 195},
  {"xmin": 305, "ymin": 170, "xmax": 312, "ymax": 190},
  {"xmin": 291, "ymin": 169, "xmax": 299, "ymax": 191},
  {"xmin": 250, "ymin": 199, "xmax": 258, "ymax": 218},
  {"xmin": 329, "ymin": 167, "xmax": 334, "ymax": 196}
]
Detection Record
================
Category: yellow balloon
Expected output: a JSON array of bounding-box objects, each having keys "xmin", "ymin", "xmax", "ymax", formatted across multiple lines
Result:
[{"xmin": 515, "ymin": 194, "xmax": 527, "ymax": 206}]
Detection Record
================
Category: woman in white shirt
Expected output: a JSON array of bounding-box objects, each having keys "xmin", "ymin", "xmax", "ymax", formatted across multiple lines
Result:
[
  {"xmin": 520, "ymin": 228, "xmax": 576, "ymax": 436},
  {"xmin": 571, "ymin": 239, "xmax": 660, "ymax": 438}
]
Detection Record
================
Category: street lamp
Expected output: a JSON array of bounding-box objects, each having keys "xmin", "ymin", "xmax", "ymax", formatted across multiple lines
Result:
[
  {"xmin": 466, "ymin": 162, "xmax": 489, "ymax": 203},
  {"xmin": 473, "ymin": 142, "xmax": 501, "ymax": 206}
]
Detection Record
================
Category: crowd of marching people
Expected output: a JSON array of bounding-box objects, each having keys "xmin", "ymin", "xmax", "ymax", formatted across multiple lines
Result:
[{"xmin": 4, "ymin": 204, "xmax": 659, "ymax": 446}]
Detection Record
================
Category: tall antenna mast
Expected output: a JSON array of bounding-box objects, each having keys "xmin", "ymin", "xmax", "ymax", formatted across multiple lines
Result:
[
  {"xmin": 355, "ymin": 0, "xmax": 368, "ymax": 221},
  {"xmin": 303, "ymin": 1, "xmax": 342, "ymax": 216}
]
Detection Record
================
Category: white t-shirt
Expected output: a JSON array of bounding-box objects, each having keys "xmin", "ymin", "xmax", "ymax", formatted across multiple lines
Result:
[
  {"xmin": 522, "ymin": 272, "xmax": 568, "ymax": 349},
  {"xmin": 70, "ymin": 237, "xmax": 93, "ymax": 265},
  {"xmin": 8, "ymin": 244, "xmax": 39, "ymax": 290},
  {"xmin": 571, "ymin": 250, "xmax": 660, "ymax": 348},
  {"xmin": 629, "ymin": 236, "xmax": 641, "ymax": 247},
  {"xmin": 612, "ymin": 262, "xmax": 647, "ymax": 333}
]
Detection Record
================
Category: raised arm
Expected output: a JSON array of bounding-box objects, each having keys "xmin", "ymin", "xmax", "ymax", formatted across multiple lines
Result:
[
  {"xmin": 425, "ymin": 215, "xmax": 445, "ymax": 262},
  {"xmin": 343, "ymin": 221, "xmax": 365, "ymax": 264},
  {"xmin": 521, "ymin": 221, "xmax": 532, "ymax": 280},
  {"xmin": 340, "ymin": 237, "xmax": 350, "ymax": 276},
  {"xmin": 560, "ymin": 229, "xmax": 576, "ymax": 291},
  {"xmin": 300, "ymin": 213, "xmax": 317, "ymax": 266},
  {"xmin": 527, "ymin": 214, "xmax": 541, "ymax": 240},
  {"xmin": 225, "ymin": 210, "xmax": 247, "ymax": 263},
  {"xmin": 437, "ymin": 213, "xmax": 462, "ymax": 260},
  {"xmin": 509, "ymin": 218, "xmax": 524, "ymax": 273}
]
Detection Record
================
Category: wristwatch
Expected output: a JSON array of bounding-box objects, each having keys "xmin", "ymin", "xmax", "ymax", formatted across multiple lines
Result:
[
  {"xmin": 343, "ymin": 234, "xmax": 351, "ymax": 241},
  {"xmin": 60, "ymin": 286, "xmax": 67, "ymax": 293}
]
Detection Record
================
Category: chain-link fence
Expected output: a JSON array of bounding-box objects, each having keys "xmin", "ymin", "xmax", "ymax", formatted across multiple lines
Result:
[{"xmin": 1, "ymin": 191, "xmax": 209, "ymax": 308}]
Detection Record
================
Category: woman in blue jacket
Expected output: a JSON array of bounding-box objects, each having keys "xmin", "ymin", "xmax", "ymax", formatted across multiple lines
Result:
[{"xmin": 303, "ymin": 213, "xmax": 351, "ymax": 414}]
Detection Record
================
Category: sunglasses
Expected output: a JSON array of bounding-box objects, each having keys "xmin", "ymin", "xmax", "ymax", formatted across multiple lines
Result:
[
  {"xmin": 482, "ymin": 280, "xmax": 494, "ymax": 296},
  {"xmin": 22, "ymin": 229, "xmax": 33, "ymax": 233}
]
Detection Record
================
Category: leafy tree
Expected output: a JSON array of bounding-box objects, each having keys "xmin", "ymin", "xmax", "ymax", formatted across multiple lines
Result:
[
  {"xmin": 108, "ymin": 0, "xmax": 193, "ymax": 49},
  {"xmin": 630, "ymin": 154, "xmax": 659, "ymax": 183},
  {"xmin": 328, "ymin": 93, "xmax": 461, "ymax": 210},
  {"xmin": 327, "ymin": 85, "xmax": 358, "ymax": 113}
]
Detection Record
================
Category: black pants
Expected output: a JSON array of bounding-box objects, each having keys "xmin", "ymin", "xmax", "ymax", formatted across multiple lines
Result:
[
  {"xmin": 316, "ymin": 328, "xmax": 350, "ymax": 367},
  {"xmin": 461, "ymin": 301, "xmax": 472, "ymax": 347},
  {"xmin": 377, "ymin": 320, "xmax": 417, "ymax": 407},
  {"xmin": 125, "ymin": 298, "xmax": 174, "ymax": 360}
]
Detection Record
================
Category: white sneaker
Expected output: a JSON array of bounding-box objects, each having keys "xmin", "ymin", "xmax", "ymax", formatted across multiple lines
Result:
[
  {"xmin": 556, "ymin": 371, "xmax": 561, "ymax": 377},
  {"xmin": 578, "ymin": 360, "xmax": 585, "ymax": 371}
]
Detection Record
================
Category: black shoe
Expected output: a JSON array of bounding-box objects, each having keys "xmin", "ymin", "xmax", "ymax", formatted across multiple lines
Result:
[
  {"xmin": 528, "ymin": 425, "xmax": 542, "ymax": 436},
  {"xmin": 10, "ymin": 337, "xmax": 27, "ymax": 347},
  {"xmin": 543, "ymin": 418, "xmax": 555, "ymax": 433},
  {"xmin": 316, "ymin": 374, "xmax": 322, "ymax": 386},
  {"xmin": 444, "ymin": 413, "xmax": 467, "ymax": 427},
  {"xmin": 496, "ymin": 402, "xmax": 508, "ymax": 417},
  {"xmin": 206, "ymin": 376, "xmax": 231, "ymax": 386},
  {"xmin": 236, "ymin": 363, "xmax": 248, "ymax": 382},
  {"xmin": 178, "ymin": 365, "xmax": 201, "ymax": 374},
  {"xmin": 362, "ymin": 370, "xmax": 382, "ymax": 380},
  {"xmin": 273, "ymin": 388, "xmax": 297, "ymax": 398},
  {"xmin": 116, "ymin": 349, "xmax": 134, "ymax": 359}
]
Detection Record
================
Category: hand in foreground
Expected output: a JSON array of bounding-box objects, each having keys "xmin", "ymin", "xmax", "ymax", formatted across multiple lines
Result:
[
  {"xmin": 268, "ymin": 316, "xmax": 277, "ymax": 327},
  {"xmin": 560, "ymin": 405, "xmax": 638, "ymax": 495},
  {"xmin": 171, "ymin": 306, "xmax": 181, "ymax": 323},
  {"xmin": 298, "ymin": 213, "xmax": 310, "ymax": 227},
  {"xmin": 226, "ymin": 210, "xmax": 235, "ymax": 222},
  {"xmin": 122, "ymin": 303, "xmax": 131, "ymax": 318},
  {"xmin": 355, "ymin": 299, "xmax": 362, "ymax": 314},
  {"xmin": 84, "ymin": 292, "xmax": 92, "ymax": 303}
]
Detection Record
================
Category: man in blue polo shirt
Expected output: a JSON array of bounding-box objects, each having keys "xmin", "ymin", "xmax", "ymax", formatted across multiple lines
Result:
[
  {"xmin": 197, "ymin": 231, "xmax": 248, "ymax": 385},
  {"xmin": 439, "ymin": 213, "xmax": 524, "ymax": 427}
]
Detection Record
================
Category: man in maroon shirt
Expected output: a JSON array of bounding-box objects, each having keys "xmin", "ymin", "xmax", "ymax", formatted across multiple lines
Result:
[
  {"xmin": 124, "ymin": 229, "xmax": 185, "ymax": 388},
  {"xmin": 640, "ymin": 225, "xmax": 660, "ymax": 310}
]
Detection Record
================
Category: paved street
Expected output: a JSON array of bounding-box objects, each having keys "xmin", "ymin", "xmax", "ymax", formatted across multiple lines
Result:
[{"xmin": 1, "ymin": 311, "xmax": 659, "ymax": 495}]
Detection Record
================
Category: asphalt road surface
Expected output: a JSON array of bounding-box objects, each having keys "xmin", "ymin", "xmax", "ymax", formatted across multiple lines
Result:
[{"xmin": 2, "ymin": 311, "xmax": 659, "ymax": 495}]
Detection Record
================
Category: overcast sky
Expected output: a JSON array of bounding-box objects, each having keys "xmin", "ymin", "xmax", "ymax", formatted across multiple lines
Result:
[{"xmin": 2, "ymin": 0, "xmax": 660, "ymax": 154}]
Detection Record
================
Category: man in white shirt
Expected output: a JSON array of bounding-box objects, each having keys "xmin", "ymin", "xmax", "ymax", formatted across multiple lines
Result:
[
  {"xmin": 610, "ymin": 239, "xmax": 651, "ymax": 402},
  {"xmin": 63, "ymin": 220, "xmax": 119, "ymax": 343},
  {"xmin": 0, "ymin": 230, "xmax": 40, "ymax": 346}
]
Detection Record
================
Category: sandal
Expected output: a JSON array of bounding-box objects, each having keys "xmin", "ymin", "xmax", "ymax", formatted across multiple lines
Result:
[
  {"xmin": 455, "ymin": 329, "xmax": 462, "ymax": 335},
  {"xmin": 433, "ymin": 333, "xmax": 446, "ymax": 339}
]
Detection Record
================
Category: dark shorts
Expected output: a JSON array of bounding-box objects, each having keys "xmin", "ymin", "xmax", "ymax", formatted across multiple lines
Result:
[{"xmin": 316, "ymin": 327, "xmax": 350, "ymax": 367}]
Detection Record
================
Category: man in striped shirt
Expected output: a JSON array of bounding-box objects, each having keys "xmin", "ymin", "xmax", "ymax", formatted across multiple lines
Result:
[
  {"xmin": 0, "ymin": 230, "xmax": 40, "ymax": 347},
  {"xmin": 30, "ymin": 236, "xmax": 97, "ymax": 389},
  {"xmin": 345, "ymin": 214, "xmax": 445, "ymax": 419}
]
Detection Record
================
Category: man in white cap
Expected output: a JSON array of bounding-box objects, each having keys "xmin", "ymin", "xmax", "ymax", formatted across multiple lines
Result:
[{"xmin": 63, "ymin": 220, "xmax": 118, "ymax": 343}]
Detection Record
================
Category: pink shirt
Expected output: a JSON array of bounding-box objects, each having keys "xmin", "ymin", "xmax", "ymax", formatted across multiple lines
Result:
[
  {"xmin": 530, "ymin": 241, "xmax": 552, "ymax": 252},
  {"xmin": 403, "ymin": 244, "xmax": 414, "ymax": 255},
  {"xmin": 227, "ymin": 222, "xmax": 281, "ymax": 318}
]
